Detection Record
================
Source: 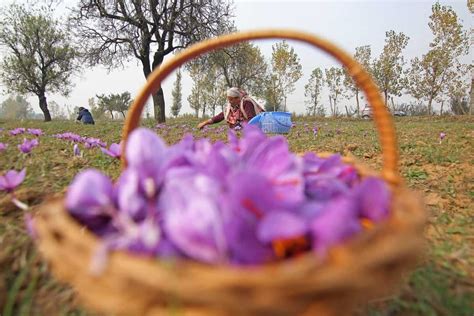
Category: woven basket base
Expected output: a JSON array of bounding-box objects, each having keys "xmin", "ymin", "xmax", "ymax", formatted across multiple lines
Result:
[{"xmin": 34, "ymin": 185, "xmax": 425, "ymax": 316}]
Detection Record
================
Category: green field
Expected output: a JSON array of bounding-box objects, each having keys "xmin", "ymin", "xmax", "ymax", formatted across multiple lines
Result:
[{"xmin": 0, "ymin": 116, "xmax": 473, "ymax": 315}]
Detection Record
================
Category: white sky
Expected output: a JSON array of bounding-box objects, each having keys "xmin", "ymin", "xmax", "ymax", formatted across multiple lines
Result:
[{"xmin": 0, "ymin": 0, "xmax": 472, "ymax": 116}]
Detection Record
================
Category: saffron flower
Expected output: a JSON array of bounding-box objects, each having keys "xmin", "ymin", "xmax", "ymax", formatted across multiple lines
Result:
[
  {"xmin": 64, "ymin": 124, "xmax": 392, "ymax": 268},
  {"xmin": 18, "ymin": 138, "xmax": 39, "ymax": 154},
  {"xmin": 54, "ymin": 132, "xmax": 83, "ymax": 142},
  {"xmin": 439, "ymin": 132, "xmax": 446, "ymax": 144},
  {"xmin": 73, "ymin": 144, "xmax": 81, "ymax": 157},
  {"xmin": 9, "ymin": 128, "xmax": 25, "ymax": 136},
  {"xmin": 0, "ymin": 169, "xmax": 26, "ymax": 193},
  {"xmin": 27, "ymin": 128, "xmax": 43, "ymax": 136},
  {"xmin": 84, "ymin": 137, "xmax": 106, "ymax": 148},
  {"xmin": 101, "ymin": 142, "xmax": 122, "ymax": 159},
  {"xmin": 0, "ymin": 142, "xmax": 7, "ymax": 152}
]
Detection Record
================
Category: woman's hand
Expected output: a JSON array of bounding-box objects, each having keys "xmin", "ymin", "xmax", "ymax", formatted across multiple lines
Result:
[{"xmin": 197, "ymin": 120, "xmax": 210, "ymax": 130}]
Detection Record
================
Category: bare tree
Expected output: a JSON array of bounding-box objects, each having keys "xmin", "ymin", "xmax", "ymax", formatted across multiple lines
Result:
[{"xmin": 69, "ymin": 0, "xmax": 233, "ymax": 122}]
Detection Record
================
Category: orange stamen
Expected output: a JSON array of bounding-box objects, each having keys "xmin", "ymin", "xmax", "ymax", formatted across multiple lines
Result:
[
  {"xmin": 360, "ymin": 218, "xmax": 374, "ymax": 230},
  {"xmin": 272, "ymin": 236, "xmax": 310, "ymax": 259}
]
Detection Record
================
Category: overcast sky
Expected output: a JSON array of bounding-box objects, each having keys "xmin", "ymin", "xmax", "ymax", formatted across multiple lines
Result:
[{"xmin": 0, "ymin": 0, "xmax": 472, "ymax": 116}]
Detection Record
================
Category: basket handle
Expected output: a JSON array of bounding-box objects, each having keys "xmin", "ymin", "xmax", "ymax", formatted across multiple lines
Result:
[{"xmin": 121, "ymin": 29, "xmax": 400, "ymax": 184}]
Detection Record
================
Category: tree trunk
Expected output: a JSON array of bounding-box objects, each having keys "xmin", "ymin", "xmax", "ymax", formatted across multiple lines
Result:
[
  {"xmin": 109, "ymin": 110, "xmax": 114, "ymax": 119},
  {"xmin": 153, "ymin": 88, "xmax": 166, "ymax": 122},
  {"xmin": 355, "ymin": 91, "xmax": 360, "ymax": 117},
  {"xmin": 470, "ymin": 77, "xmax": 474, "ymax": 115},
  {"xmin": 427, "ymin": 95, "xmax": 434, "ymax": 116},
  {"xmin": 38, "ymin": 93, "xmax": 51, "ymax": 122},
  {"xmin": 152, "ymin": 53, "xmax": 166, "ymax": 123},
  {"xmin": 201, "ymin": 101, "xmax": 206, "ymax": 118}
]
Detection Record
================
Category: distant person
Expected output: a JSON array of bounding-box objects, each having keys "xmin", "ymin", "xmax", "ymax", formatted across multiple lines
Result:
[
  {"xmin": 76, "ymin": 107, "xmax": 95, "ymax": 125},
  {"xmin": 197, "ymin": 87, "xmax": 264, "ymax": 130}
]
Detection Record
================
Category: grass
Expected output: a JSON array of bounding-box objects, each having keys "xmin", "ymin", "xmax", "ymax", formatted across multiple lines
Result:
[{"xmin": 0, "ymin": 115, "xmax": 473, "ymax": 315}]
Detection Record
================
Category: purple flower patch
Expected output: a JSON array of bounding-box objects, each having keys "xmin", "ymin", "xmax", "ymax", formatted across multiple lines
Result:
[
  {"xmin": 9, "ymin": 128, "xmax": 26, "ymax": 136},
  {"xmin": 18, "ymin": 138, "xmax": 39, "ymax": 154}
]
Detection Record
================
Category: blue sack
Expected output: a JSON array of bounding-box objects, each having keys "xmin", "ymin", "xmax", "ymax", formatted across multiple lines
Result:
[{"xmin": 248, "ymin": 112, "xmax": 292, "ymax": 134}]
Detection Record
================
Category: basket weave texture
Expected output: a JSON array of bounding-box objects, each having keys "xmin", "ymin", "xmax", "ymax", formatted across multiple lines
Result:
[{"xmin": 34, "ymin": 29, "xmax": 426, "ymax": 316}]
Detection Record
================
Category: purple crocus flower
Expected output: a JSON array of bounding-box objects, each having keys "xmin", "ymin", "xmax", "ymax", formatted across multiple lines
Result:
[
  {"xmin": 310, "ymin": 196, "xmax": 361, "ymax": 256},
  {"xmin": 222, "ymin": 171, "xmax": 284, "ymax": 264},
  {"xmin": 9, "ymin": 128, "xmax": 25, "ymax": 136},
  {"xmin": 242, "ymin": 136, "xmax": 305, "ymax": 208},
  {"xmin": 126, "ymin": 128, "xmax": 168, "ymax": 185},
  {"xmin": 0, "ymin": 169, "xmax": 26, "ymax": 193},
  {"xmin": 66, "ymin": 169, "xmax": 116, "ymax": 234},
  {"xmin": 312, "ymin": 127, "xmax": 318, "ymax": 136},
  {"xmin": 356, "ymin": 177, "xmax": 390, "ymax": 222},
  {"xmin": 257, "ymin": 211, "xmax": 308, "ymax": 243},
  {"xmin": 73, "ymin": 144, "xmax": 81, "ymax": 157},
  {"xmin": 66, "ymin": 169, "xmax": 115, "ymax": 213},
  {"xmin": 84, "ymin": 137, "xmax": 106, "ymax": 148},
  {"xmin": 0, "ymin": 142, "xmax": 7, "ymax": 152},
  {"xmin": 101, "ymin": 142, "xmax": 122, "ymax": 159},
  {"xmin": 27, "ymin": 128, "xmax": 43, "ymax": 136},
  {"xmin": 18, "ymin": 138, "xmax": 39, "ymax": 154},
  {"xmin": 160, "ymin": 170, "xmax": 227, "ymax": 263},
  {"xmin": 116, "ymin": 169, "xmax": 148, "ymax": 221},
  {"xmin": 54, "ymin": 132, "xmax": 83, "ymax": 142},
  {"xmin": 439, "ymin": 132, "xmax": 446, "ymax": 144}
]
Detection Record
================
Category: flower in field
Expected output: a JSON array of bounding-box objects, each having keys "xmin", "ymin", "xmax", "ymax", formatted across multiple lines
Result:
[
  {"xmin": 9, "ymin": 128, "xmax": 25, "ymax": 136},
  {"xmin": 84, "ymin": 137, "xmax": 106, "ymax": 148},
  {"xmin": 18, "ymin": 138, "xmax": 39, "ymax": 154},
  {"xmin": 54, "ymin": 132, "xmax": 83, "ymax": 142},
  {"xmin": 0, "ymin": 142, "xmax": 7, "ymax": 152},
  {"xmin": 0, "ymin": 169, "xmax": 26, "ymax": 193},
  {"xmin": 439, "ymin": 132, "xmax": 446, "ymax": 144},
  {"xmin": 73, "ymin": 144, "xmax": 81, "ymax": 157},
  {"xmin": 101, "ymin": 142, "xmax": 122, "ymax": 159},
  {"xmin": 27, "ymin": 128, "xmax": 43, "ymax": 136},
  {"xmin": 312, "ymin": 126, "xmax": 318, "ymax": 136}
]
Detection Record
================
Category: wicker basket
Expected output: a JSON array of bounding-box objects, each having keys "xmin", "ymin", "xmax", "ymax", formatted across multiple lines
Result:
[{"xmin": 34, "ymin": 29, "xmax": 426, "ymax": 316}]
